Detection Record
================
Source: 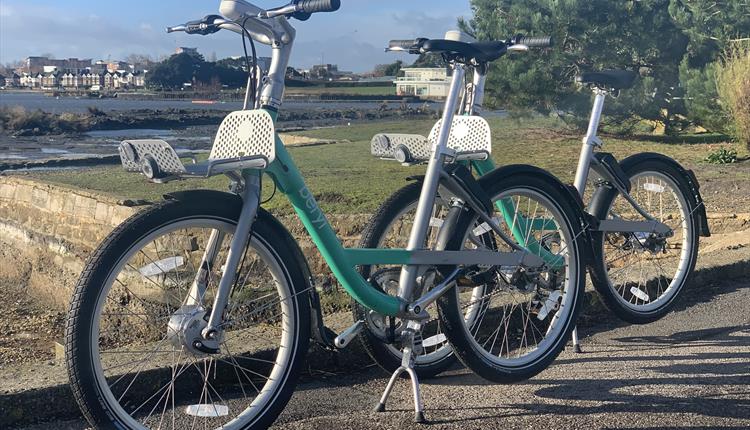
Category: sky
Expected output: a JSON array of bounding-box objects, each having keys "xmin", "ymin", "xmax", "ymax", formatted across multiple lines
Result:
[{"xmin": 0, "ymin": 0, "xmax": 472, "ymax": 72}]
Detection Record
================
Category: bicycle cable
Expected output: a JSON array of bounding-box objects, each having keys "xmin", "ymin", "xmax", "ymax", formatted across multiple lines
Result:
[{"xmin": 240, "ymin": 17, "xmax": 259, "ymax": 108}]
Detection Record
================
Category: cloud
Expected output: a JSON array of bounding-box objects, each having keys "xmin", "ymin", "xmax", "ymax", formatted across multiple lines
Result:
[
  {"xmin": 0, "ymin": 3, "xmax": 180, "ymax": 63},
  {"xmin": 0, "ymin": 1, "xmax": 472, "ymax": 72}
]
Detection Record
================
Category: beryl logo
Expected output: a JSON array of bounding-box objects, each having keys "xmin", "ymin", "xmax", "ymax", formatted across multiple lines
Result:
[{"xmin": 299, "ymin": 187, "xmax": 327, "ymax": 230}]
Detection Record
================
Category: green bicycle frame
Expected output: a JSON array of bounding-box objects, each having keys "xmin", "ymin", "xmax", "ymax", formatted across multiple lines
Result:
[
  {"xmin": 263, "ymin": 110, "xmax": 564, "ymax": 317},
  {"xmin": 264, "ymin": 109, "xmax": 406, "ymax": 317}
]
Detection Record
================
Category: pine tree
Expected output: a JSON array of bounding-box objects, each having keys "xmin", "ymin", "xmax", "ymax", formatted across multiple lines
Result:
[{"xmin": 466, "ymin": 0, "xmax": 696, "ymax": 133}]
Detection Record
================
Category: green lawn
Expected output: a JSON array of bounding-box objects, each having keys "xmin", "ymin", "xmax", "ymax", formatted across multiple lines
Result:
[{"xmin": 23, "ymin": 117, "xmax": 749, "ymax": 215}]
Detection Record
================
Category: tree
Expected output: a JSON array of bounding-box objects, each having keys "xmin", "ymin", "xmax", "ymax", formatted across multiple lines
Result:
[
  {"xmin": 374, "ymin": 61, "xmax": 404, "ymax": 77},
  {"xmin": 411, "ymin": 53, "xmax": 445, "ymax": 68},
  {"xmin": 125, "ymin": 54, "xmax": 155, "ymax": 67},
  {"xmin": 466, "ymin": 0, "xmax": 750, "ymax": 134},
  {"xmin": 467, "ymin": 0, "xmax": 690, "ymax": 133},
  {"xmin": 146, "ymin": 53, "xmax": 246, "ymax": 89},
  {"xmin": 147, "ymin": 53, "xmax": 204, "ymax": 88},
  {"xmin": 670, "ymin": 0, "xmax": 750, "ymax": 132}
]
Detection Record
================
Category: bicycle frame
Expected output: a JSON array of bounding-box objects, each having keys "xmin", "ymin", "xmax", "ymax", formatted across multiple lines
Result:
[
  {"xmin": 198, "ymin": 3, "xmax": 544, "ymax": 328},
  {"xmin": 462, "ymin": 67, "xmax": 671, "ymax": 239}
]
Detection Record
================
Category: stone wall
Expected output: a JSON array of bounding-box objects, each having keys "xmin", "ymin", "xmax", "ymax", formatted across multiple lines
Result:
[
  {"xmin": 0, "ymin": 176, "xmax": 372, "ymax": 310},
  {"xmin": 3, "ymin": 175, "xmax": 748, "ymax": 311}
]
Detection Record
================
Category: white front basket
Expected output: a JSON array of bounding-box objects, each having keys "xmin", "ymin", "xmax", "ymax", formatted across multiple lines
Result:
[
  {"xmin": 371, "ymin": 115, "xmax": 492, "ymax": 163},
  {"xmin": 119, "ymin": 109, "xmax": 277, "ymax": 181}
]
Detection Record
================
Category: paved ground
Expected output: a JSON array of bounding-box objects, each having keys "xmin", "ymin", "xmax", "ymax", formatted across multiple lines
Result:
[{"xmin": 18, "ymin": 276, "xmax": 749, "ymax": 430}]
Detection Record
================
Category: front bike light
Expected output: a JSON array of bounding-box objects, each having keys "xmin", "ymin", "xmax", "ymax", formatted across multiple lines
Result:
[
  {"xmin": 394, "ymin": 144, "xmax": 413, "ymax": 164},
  {"xmin": 140, "ymin": 155, "xmax": 161, "ymax": 179}
]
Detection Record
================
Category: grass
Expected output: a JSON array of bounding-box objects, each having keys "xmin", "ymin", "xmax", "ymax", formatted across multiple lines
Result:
[{"xmin": 21, "ymin": 117, "xmax": 750, "ymax": 215}]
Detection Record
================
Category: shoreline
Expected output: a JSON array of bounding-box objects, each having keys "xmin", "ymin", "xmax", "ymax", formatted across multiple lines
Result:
[
  {"xmin": 0, "ymin": 105, "xmax": 438, "ymax": 137},
  {"xmin": 0, "ymin": 110, "xmax": 439, "ymax": 171}
]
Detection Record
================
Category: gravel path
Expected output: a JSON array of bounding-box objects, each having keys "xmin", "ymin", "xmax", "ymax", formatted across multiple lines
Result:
[{"xmin": 16, "ymin": 276, "xmax": 749, "ymax": 430}]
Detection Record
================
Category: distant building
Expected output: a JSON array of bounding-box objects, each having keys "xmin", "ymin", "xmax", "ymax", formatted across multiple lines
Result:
[
  {"xmin": 0, "ymin": 74, "xmax": 6, "ymax": 87},
  {"xmin": 61, "ymin": 72, "xmax": 81, "ymax": 88},
  {"xmin": 7, "ymin": 72, "xmax": 22, "ymax": 87},
  {"xmin": 12, "ymin": 55, "xmax": 147, "ymax": 90},
  {"xmin": 395, "ymin": 68, "xmax": 451, "ymax": 99},
  {"xmin": 23, "ymin": 56, "xmax": 92, "ymax": 75},
  {"xmin": 20, "ymin": 73, "xmax": 42, "ymax": 88},
  {"xmin": 310, "ymin": 63, "xmax": 338, "ymax": 79},
  {"xmin": 41, "ymin": 72, "xmax": 60, "ymax": 89},
  {"xmin": 107, "ymin": 61, "xmax": 130, "ymax": 73}
]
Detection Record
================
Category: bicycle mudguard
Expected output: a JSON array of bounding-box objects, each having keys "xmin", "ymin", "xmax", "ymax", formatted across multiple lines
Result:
[
  {"xmin": 163, "ymin": 189, "xmax": 337, "ymax": 347},
  {"xmin": 591, "ymin": 152, "xmax": 632, "ymax": 194},
  {"xmin": 589, "ymin": 153, "xmax": 710, "ymax": 238},
  {"xmin": 481, "ymin": 164, "xmax": 596, "ymax": 266},
  {"xmin": 441, "ymin": 163, "xmax": 494, "ymax": 215}
]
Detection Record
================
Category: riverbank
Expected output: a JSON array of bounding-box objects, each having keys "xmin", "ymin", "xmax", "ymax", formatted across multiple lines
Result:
[{"xmin": 0, "ymin": 104, "xmax": 438, "ymax": 137}]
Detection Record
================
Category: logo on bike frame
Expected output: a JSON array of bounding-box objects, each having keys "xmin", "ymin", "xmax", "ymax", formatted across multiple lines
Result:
[{"xmin": 298, "ymin": 186, "xmax": 327, "ymax": 230}]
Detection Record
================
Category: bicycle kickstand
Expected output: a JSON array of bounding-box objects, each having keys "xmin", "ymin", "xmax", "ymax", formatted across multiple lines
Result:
[
  {"xmin": 373, "ymin": 323, "xmax": 426, "ymax": 423},
  {"xmin": 572, "ymin": 326, "xmax": 583, "ymax": 353}
]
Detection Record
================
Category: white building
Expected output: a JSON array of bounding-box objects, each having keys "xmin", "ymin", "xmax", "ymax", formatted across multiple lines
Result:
[{"xmin": 394, "ymin": 68, "xmax": 451, "ymax": 99}]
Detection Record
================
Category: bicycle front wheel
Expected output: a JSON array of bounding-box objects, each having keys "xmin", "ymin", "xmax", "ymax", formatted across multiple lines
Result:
[
  {"xmin": 437, "ymin": 167, "xmax": 587, "ymax": 383},
  {"xmin": 66, "ymin": 197, "xmax": 311, "ymax": 430}
]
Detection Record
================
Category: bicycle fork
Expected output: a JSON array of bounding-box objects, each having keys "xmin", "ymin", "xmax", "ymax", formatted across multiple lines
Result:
[{"xmin": 190, "ymin": 170, "xmax": 263, "ymax": 349}]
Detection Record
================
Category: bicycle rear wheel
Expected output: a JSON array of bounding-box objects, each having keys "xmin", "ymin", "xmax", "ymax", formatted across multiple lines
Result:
[
  {"xmin": 66, "ymin": 198, "xmax": 311, "ymax": 430},
  {"xmin": 589, "ymin": 155, "xmax": 700, "ymax": 324},
  {"xmin": 437, "ymin": 167, "xmax": 587, "ymax": 383}
]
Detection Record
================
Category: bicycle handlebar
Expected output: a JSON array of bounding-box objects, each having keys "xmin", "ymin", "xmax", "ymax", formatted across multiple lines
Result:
[
  {"xmin": 167, "ymin": 15, "xmax": 227, "ymax": 35},
  {"xmin": 386, "ymin": 34, "xmax": 552, "ymax": 56},
  {"xmin": 386, "ymin": 38, "xmax": 428, "ymax": 53},
  {"xmin": 296, "ymin": 0, "xmax": 341, "ymax": 14},
  {"xmin": 514, "ymin": 35, "xmax": 553, "ymax": 48}
]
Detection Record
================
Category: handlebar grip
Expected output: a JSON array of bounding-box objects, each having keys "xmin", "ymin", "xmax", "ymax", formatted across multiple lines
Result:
[
  {"xmin": 388, "ymin": 39, "xmax": 419, "ymax": 50},
  {"xmin": 387, "ymin": 38, "xmax": 428, "ymax": 53},
  {"xmin": 518, "ymin": 36, "xmax": 553, "ymax": 48},
  {"xmin": 181, "ymin": 15, "xmax": 224, "ymax": 35},
  {"xmin": 296, "ymin": 0, "xmax": 341, "ymax": 14}
]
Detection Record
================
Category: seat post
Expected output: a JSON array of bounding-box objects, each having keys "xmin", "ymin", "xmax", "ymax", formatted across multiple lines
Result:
[{"xmin": 573, "ymin": 88, "xmax": 607, "ymax": 195}]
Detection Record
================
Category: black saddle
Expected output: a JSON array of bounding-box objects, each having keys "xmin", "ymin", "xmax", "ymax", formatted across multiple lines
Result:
[
  {"xmin": 577, "ymin": 70, "xmax": 638, "ymax": 90},
  {"xmin": 421, "ymin": 39, "xmax": 507, "ymax": 64}
]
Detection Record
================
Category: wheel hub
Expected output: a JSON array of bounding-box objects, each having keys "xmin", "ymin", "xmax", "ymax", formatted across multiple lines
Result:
[{"xmin": 167, "ymin": 305, "xmax": 221, "ymax": 356}]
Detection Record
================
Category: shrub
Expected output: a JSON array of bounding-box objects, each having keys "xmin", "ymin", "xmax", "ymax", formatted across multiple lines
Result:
[
  {"xmin": 705, "ymin": 147, "xmax": 738, "ymax": 165},
  {"xmin": 715, "ymin": 42, "xmax": 750, "ymax": 150}
]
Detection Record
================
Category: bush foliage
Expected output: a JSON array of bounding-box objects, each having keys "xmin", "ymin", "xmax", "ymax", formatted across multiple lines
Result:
[
  {"xmin": 704, "ymin": 147, "xmax": 738, "ymax": 164},
  {"xmin": 716, "ymin": 42, "xmax": 750, "ymax": 149}
]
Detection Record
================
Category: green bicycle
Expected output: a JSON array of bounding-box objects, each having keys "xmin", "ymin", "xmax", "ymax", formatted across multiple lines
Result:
[
  {"xmin": 355, "ymin": 35, "xmax": 709, "ymax": 379},
  {"xmin": 65, "ymin": 1, "xmax": 590, "ymax": 428}
]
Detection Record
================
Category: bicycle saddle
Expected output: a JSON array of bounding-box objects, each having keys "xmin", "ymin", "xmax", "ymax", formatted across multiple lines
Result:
[
  {"xmin": 421, "ymin": 39, "xmax": 508, "ymax": 63},
  {"xmin": 577, "ymin": 70, "xmax": 638, "ymax": 90}
]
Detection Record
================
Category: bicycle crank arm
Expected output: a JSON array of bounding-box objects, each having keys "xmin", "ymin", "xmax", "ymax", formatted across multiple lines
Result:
[
  {"xmin": 334, "ymin": 320, "xmax": 365, "ymax": 349},
  {"xmin": 596, "ymin": 219, "xmax": 672, "ymax": 236}
]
